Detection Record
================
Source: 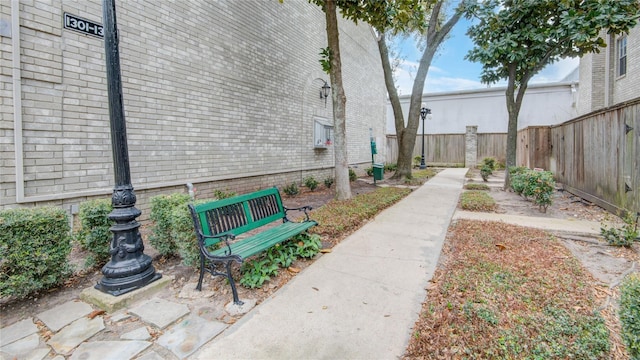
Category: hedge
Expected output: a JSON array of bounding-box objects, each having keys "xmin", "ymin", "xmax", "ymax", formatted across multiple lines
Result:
[{"xmin": 0, "ymin": 207, "xmax": 72, "ymax": 299}]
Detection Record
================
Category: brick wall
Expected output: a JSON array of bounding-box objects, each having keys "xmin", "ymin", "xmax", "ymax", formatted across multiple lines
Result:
[
  {"xmin": 579, "ymin": 25, "xmax": 640, "ymax": 115},
  {"xmin": 0, "ymin": 0, "xmax": 385, "ymax": 219},
  {"xmin": 613, "ymin": 25, "xmax": 640, "ymax": 104}
]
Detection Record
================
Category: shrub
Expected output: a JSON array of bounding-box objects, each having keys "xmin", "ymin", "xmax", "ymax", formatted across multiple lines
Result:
[
  {"xmin": 465, "ymin": 183, "xmax": 490, "ymax": 191},
  {"xmin": 460, "ymin": 190, "xmax": 496, "ymax": 212},
  {"xmin": 0, "ymin": 207, "xmax": 72, "ymax": 299},
  {"xmin": 601, "ymin": 212, "xmax": 639, "ymax": 247},
  {"xmin": 482, "ymin": 157, "xmax": 496, "ymax": 171},
  {"xmin": 413, "ymin": 156, "xmax": 422, "ymax": 167},
  {"xmin": 365, "ymin": 167, "xmax": 374, "ymax": 177},
  {"xmin": 149, "ymin": 193, "xmax": 191, "ymax": 257},
  {"xmin": 172, "ymin": 198, "xmax": 213, "ymax": 267},
  {"xmin": 213, "ymin": 189, "xmax": 237, "ymax": 199},
  {"xmin": 349, "ymin": 168, "xmax": 357, "ymax": 181},
  {"xmin": 324, "ymin": 177, "xmax": 334, "ymax": 189},
  {"xmin": 480, "ymin": 165, "xmax": 492, "ymax": 182},
  {"xmin": 620, "ymin": 273, "xmax": 640, "ymax": 359},
  {"xmin": 385, "ymin": 163, "xmax": 398, "ymax": 172},
  {"xmin": 304, "ymin": 176, "xmax": 319, "ymax": 191},
  {"xmin": 283, "ymin": 182, "xmax": 299, "ymax": 196},
  {"xmin": 75, "ymin": 199, "xmax": 113, "ymax": 267},
  {"xmin": 509, "ymin": 167, "xmax": 556, "ymax": 212}
]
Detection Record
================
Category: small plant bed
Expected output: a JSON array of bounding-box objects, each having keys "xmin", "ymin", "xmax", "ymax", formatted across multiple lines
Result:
[
  {"xmin": 464, "ymin": 183, "xmax": 490, "ymax": 191},
  {"xmin": 310, "ymin": 186, "xmax": 412, "ymax": 243},
  {"xmin": 460, "ymin": 190, "xmax": 497, "ymax": 212},
  {"xmin": 405, "ymin": 220, "xmax": 614, "ymax": 359}
]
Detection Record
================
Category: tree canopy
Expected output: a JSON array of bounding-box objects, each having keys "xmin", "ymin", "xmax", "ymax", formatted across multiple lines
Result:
[
  {"xmin": 465, "ymin": 0, "xmax": 640, "ymax": 186},
  {"xmin": 467, "ymin": 0, "xmax": 640, "ymax": 88}
]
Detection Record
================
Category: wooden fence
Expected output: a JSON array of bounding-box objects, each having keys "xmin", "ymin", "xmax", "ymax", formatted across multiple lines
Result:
[
  {"xmin": 549, "ymin": 99, "xmax": 640, "ymax": 215},
  {"xmin": 386, "ymin": 99, "xmax": 638, "ymax": 215},
  {"xmin": 385, "ymin": 133, "xmax": 507, "ymax": 167},
  {"xmin": 516, "ymin": 126, "xmax": 552, "ymax": 170}
]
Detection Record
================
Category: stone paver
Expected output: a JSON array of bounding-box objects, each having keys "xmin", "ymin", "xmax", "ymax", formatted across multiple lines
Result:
[
  {"xmin": 69, "ymin": 340, "xmax": 151, "ymax": 360},
  {"xmin": 0, "ymin": 333, "xmax": 40, "ymax": 356},
  {"xmin": 129, "ymin": 298, "xmax": 189, "ymax": 329},
  {"xmin": 47, "ymin": 317, "xmax": 105, "ymax": 355},
  {"xmin": 37, "ymin": 301, "xmax": 94, "ymax": 332},
  {"xmin": 121, "ymin": 327, "xmax": 151, "ymax": 341},
  {"xmin": 136, "ymin": 351, "xmax": 165, "ymax": 360},
  {"xmin": 157, "ymin": 315, "xmax": 227, "ymax": 359},
  {"xmin": 0, "ymin": 318, "xmax": 38, "ymax": 346}
]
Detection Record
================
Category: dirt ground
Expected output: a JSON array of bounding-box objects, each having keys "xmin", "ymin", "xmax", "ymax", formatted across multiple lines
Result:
[
  {"xmin": 2, "ymin": 168, "xmax": 638, "ymax": 347},
  {"xmin": 466, "ymin": 170, "xmax": 639, "ymax": 289}
]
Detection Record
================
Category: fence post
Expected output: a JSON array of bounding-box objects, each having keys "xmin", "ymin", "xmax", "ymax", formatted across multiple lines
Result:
[{"xmin": 465, "ymin": 125, "xmax": 478, "ymax": 168}]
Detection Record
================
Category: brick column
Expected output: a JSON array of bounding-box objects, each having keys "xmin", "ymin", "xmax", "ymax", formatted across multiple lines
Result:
[{"xmin": 465, "ymin": 125, "xmax": 478, "ymax": 168}]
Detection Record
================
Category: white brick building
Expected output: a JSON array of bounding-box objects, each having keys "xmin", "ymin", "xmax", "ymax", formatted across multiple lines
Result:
[{"xmin": 0, "ymin": 1, "xmax": 387, "ymax": 214}]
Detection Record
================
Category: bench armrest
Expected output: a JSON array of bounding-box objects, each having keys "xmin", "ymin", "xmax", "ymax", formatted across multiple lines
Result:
[
  {"xmin": 199, "ymin": 233, "xmax": 236, "ymax": 258},
  {"xmin": 283, "ymin": 205, "xmax": 313, "ymax": 222}
]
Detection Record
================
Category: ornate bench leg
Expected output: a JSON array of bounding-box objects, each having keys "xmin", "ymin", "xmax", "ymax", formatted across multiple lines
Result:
[
  {"xmin": 226, "ymin": 261, "xmax": 244, "ymax": 306},
  {"xmin": 196, "ymin": 254, "xmax": 205, "ymax": 291}
]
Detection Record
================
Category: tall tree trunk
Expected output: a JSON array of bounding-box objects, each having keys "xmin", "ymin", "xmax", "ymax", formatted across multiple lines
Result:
[
  {"xmin": 324, "ymin": 0, "xmax": 351, "ymax": 200},
  {"xmin": 377, "ymin": 34, "xmax": 413, "ymax": 179},
  {"xmin": 376, "ymin": 1, "xmax": 463, "ymax": 180},
  {"xmin": 504, "ymin": 65, "xmax": 528, "ymax": 189}
]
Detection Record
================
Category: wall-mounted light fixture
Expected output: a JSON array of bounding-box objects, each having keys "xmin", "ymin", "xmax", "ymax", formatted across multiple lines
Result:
[{"xmin": 319, "ymin": 79, "xmax": 331, "ymax": 106}]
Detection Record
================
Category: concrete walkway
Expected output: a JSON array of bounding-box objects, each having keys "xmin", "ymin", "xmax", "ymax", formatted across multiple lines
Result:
[
  {"xmin": 192, "ymin": 168, "xmax": 468, "ymax": 360},
  {"xmin": 453, "ymin": 210, "xmax": 602, "ymax": 235}
]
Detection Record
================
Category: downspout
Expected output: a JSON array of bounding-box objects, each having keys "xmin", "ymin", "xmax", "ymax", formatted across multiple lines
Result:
[
  {"xmin": 604, "ymin": 33, "xmax": 610, "ymax": 107},
  {"xmin": 11, "ymin": 0, "xmax": 25, "ymax": 203}
]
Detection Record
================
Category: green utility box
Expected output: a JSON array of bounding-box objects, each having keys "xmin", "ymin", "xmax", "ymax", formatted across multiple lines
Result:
[{"xmin": 373, "ymin": 163, "xmax": 384, "ymax": 181}]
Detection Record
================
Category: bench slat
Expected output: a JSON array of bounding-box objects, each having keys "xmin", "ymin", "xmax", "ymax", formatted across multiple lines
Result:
[{"xmin": 209, "ymin": 221, "xmax": 317, "ymax": 259}]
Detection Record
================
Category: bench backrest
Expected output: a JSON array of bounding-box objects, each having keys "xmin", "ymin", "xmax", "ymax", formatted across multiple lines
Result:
[{"xmin": 190, "ymin": 187, "xmax": 285, "ymax": 245}]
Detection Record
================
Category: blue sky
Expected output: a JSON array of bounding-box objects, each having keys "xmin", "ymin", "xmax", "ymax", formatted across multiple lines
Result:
[{"xmin": 393, "ymin": 17, "xmax": 580, "ymax": 95}]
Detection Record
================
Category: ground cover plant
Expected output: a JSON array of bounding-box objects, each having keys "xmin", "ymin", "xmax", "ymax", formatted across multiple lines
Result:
[
  {"xmin": 464, "ymin": 183, "xmax": 490, "ymax": 191},
  {"xmin": 460, "ymin": 190, "xmax": 496, "ymax": 212},
  {"xmin": 620, "ymin": 273, "xmax": 640, "ymax": 359},
  {"xmin": 601, "ymin": 212, "xmax": 640, "ymax": 247},
  {"xmin": 405, "ymin": 220, "xmax": 610, "ymax": 359},
  {"xmin": 309, "ymin": 186, "xmax": 411, "ymax": 240}
]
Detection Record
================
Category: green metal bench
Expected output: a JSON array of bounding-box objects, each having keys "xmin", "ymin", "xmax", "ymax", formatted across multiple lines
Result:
[{"xmin": 188, "ymin": 187, "xmax": 317, "ymax": 305}]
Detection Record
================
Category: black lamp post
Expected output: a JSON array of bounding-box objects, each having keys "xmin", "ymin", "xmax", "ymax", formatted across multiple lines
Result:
[
  {"xmin": 419, "ymin": 105, "xmax": 432, "ymax": 170},
  {"xmin": 95, "ymin": 0, "xmax": 161, "ymax": 296}
]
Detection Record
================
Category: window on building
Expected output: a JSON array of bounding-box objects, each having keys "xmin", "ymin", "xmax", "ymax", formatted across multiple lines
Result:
[
  {"xmin": 618, "ymin": 36, "xmax": 627, "ymax": 77},
  {"xmin": 313, "ymin": 117, "xmax": 333, "ymax": 149}
]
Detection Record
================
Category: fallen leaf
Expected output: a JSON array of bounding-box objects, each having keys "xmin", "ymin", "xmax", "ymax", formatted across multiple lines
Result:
[
  {"xmin": 320, "ymin": 248, "xmax": 332, "ymax": 253},
  {"xmin": 312, "ymin": 287, "xmax": 319, "ymax": 291},
  {"xmin": 288, "ymin": 266, "xmax": 301, "ymax": 273},
  {"xmin": 495, "ymin": 243, "xmax": 507, "ymax": 251},
  {"xmin": 322, "ymin": 306, "xmax": 328, "ymax": 310},
  {"xmin": 87, "ymin": 310, "xmax": 105, "ymax": 319}
]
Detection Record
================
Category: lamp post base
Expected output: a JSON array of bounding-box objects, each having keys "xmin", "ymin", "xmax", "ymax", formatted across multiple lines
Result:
[{"xmin": 95, "ymin": 263, "xmax": 162, "ymax": 296}]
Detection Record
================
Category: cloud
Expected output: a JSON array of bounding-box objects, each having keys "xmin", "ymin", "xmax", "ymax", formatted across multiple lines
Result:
[
  {"xmin": 424, "ymin": 76, "xmax": 486, "ymax": 93},
  {"xmin": 531, "ymin": 57, "xmax": 580, "ymax": 83},
  {"xmin": 390, "ymin": 48, "xmax": 579, "ymax": 95}
]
